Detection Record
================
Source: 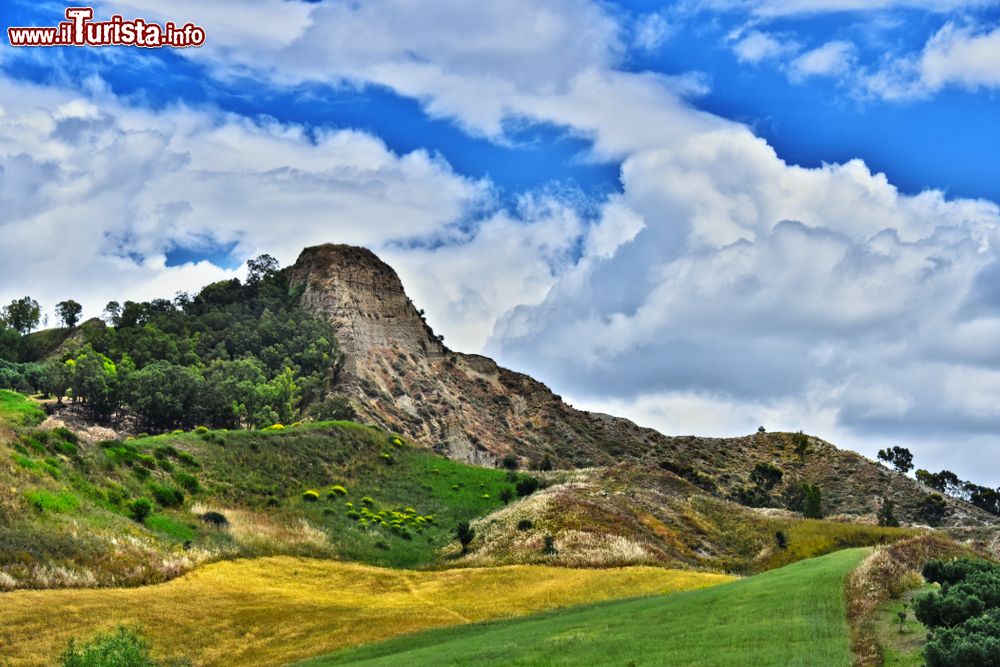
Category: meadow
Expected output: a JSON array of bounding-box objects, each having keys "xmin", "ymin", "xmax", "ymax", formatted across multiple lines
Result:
[
  {"xmin": 0, "ymin": 557, "xmax": 731, "ymax": 666},
  {"xmin": 302, "ymin": 548, "xmax": 868, "ymax": 667}
]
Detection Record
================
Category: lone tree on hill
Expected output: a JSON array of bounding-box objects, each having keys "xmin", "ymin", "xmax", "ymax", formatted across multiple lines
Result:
[
  {"xmin": 55, "ymin": 300, "xmax": 83, "ymax": 328},
  {"xmin": 455, "ymin": 521, "xmax": 475, "ymax": 554},
  {"xmin": 878, "ymin": 446, "xmax": 914, "ymax": 474},
  {"xmin": 2, "ymin": 296, "xmax": 41, "ymax": 334}
]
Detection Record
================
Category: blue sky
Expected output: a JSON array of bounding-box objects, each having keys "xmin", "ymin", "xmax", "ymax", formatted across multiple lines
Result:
[{"xmin": 1, "ymin": 0, "xmax": 1000, "ymax": 482}]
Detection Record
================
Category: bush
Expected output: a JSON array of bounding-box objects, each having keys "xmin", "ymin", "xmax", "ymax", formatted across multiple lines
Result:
[
  {"xmin": 502, "ymin": 454, "xmax": 519, "ymax": 470},
  {"xmin": 499, "ymin": 488, "xmax": 515, "ymax": 504},
  {"xmin": 149, "ymin": 483, "xmax": 184, "ymax": 508},
  {"xmin": 802, "ymin": 484, "xmax": 823, "ymax": 519},
  {"xmin": 515, "ymin": 475, "xmax": 540, "ymax": 498},
  {"xmin": 302, "ymin": 489, "xmax": 320, "ymax": 502},
  {"xmin": 877, "ymin": 497, "xmax": 900, "ymax": 527},
  {"xmin": 918, "ymin": 493, "xmax": 948, "ymax": 527},
  {"xmin": 543, "ymin": 534, "xmax": 558, "ymax": 555},
  {"xmin": 201, "ymin": 511, "xmax": 228, "ymax": 528},
  {"xmin": 775, "ymin": 530, "xmax": 788, "ymax": 550},
  {"xmin": 915, "ymin": 558, "xmax": 1000, "ymax": 666},
  {"xmin": 129, "ymin": 498, "xmax": 152, "ymax": 523},
  {"xmin": 172, "ymin": 471, "xmax": 201, "ymax": 494},
  {"xmin": 60, "ymin": 625, "xmax": 160, "ymax": 667},
  {"xmin": 517, "ymin": 519, "xmax": 534, "ymax": 531},
  {"xmin": 329, "ymin": 485, "xmax": 348, "ymax": 496}
]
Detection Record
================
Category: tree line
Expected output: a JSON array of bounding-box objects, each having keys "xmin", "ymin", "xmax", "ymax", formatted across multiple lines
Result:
[{"xmin": 0, "ymin": 255, "xmax": 352, "ymax": 431}]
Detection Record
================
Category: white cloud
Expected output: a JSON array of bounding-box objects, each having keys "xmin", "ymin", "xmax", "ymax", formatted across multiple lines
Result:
[
  {"xmin": 633, "ymin": 12, "xmax": 676, "ymax": 52},
  {"xmin": 731, "ymin": 30, "xmax": 797, "ymax": 63},
  {"xmin": 689, "ymin": 0, "xmax": 999, "ymax": 17},
  {"xmin": 789, "ymin": 40, "xmax": 856, "ymax": 81},
  {"xmin": 921, "ymin": 23, "xmax": 1000, "ymax": 91}
]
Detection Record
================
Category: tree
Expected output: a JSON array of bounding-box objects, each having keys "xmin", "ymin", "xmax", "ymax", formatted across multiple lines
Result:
[
  {"xmin": 499, "ymin": 487, "xmax": 514, "ymax": 505},
  {"xmin": 917, "ymin": 493, "xmax": 948, "ymax": 527},
  {"xmin": 2, "ymin": 296, "xmax": 41, "ymax": 334},
  {"xmin": 792, "ymin": 431, "xmax": 809, "ymax": 459},
  {"xmin": 802, "ymin": 484, "xmax": 823, "ymax": 519},
  {"xmin": 455, "ymin": 521, "xmax": 475, "ymax": 554},
  {"xmin": 750, "ymin": 462, "xmax": 783, "ymax": 492},
  {"xmin": 102, "ymin": 301, "xmax": 122, "ymax": 326},
  {"xmin": 877, "ymin": 497, "xmax": 900, "ymax": 527},
  {"xmin": 55, "ymin": 300, "xmax": 83, "ymax": 328},
  {"xmin": 877, "ymin": 446, "xmax": 914, "ymax": 474},
  {"xmin": 246, "ymin": 254, "xmax": 280, "ymax": 285}
]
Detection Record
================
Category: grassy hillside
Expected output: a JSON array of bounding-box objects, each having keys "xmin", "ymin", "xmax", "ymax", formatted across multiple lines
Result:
[
  {"xmin": 303, "ymin": 548, "xmax": 867, "ymax": 667},
  {"xmin": 0, "ymin": 389, "xmax": 540, "ymax": 589},
  {"xmin": 0, "ymin": 389, "xmax": 920, "ymax": 590},
  {"xmin": 455, "ymin": 464, "xmax": 918, "ymax": 573},
  {"xmin": 0, "ymin": 557, "xmax": 730, "ymax": 667}
]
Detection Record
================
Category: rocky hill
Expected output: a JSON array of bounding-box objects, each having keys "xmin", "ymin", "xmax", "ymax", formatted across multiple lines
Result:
[{"xmin": 287, "ymin": 244, "xmax": 1000, "ymax": 532}]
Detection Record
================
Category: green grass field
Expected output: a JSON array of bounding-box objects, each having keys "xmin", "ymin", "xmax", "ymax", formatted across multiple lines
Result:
[
  {"xmin": 0, "ymin": 390, "xmax": 45, "ymax": 427},
  {"xmin": 302, "ymin": 548, "xmax": 868, "ymax": 667}
]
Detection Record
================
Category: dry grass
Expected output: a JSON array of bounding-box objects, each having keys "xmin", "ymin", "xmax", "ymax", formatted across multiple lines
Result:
[
  {"xmin": 845, "ymin": 534, "xmax": 975, "ymax": 667},
  {"xmin": 190, "ymin": 503, "xmax": 328, "ymax": 551},
  {"xmin": 0, "ymin": 556, "xmax": 732, "ymax": 667}
]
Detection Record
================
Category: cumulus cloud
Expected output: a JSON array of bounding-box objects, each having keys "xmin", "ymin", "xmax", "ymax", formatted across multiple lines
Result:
[
  {"xmin": 858, "ymin": 23, "xmax": 999, "ymax": 100},
  {"xmin": 730, "ymin": 30, "xmax": 797, "ymax": 63},
  {"xmin": 788, "ymin": 40, "xmax": 856, "ymax": 81}
]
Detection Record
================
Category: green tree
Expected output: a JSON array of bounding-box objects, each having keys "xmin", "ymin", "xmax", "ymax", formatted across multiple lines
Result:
[
  {"xmin": 917, "ymin": 493, "xmax": 948, "ymax": 527},
  {"xmin": 878, "ymin": 446, "xmax": 914, "ymax": 474},
  {"xmin": 56, "ymin": 300, "xmax": 83, "ymax": 328},
  {"xmin": 2, "ymin": 296, "xmax": 41, "ymax": 334},
  {"xmin": 455, "ymin": 521, "xmax": 475, "ymax": 554},
  {"xmin": 802, "ymin": 484, "xmax": 823, "ymax": 519},
  {"xmin": 877, "ymin": 497, "xmax": 900, "ymax": 527}
]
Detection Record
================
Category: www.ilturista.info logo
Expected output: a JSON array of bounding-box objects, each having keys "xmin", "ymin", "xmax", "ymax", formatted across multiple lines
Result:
[{"xmin": 7, "ymin": 7, "xmax": 206, "ymax": 48}]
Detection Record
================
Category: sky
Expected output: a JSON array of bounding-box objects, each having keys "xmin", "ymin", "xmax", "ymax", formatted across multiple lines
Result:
[{"xmin": 1, "ymin": 0, "xmax": 999, "ymax": 483}]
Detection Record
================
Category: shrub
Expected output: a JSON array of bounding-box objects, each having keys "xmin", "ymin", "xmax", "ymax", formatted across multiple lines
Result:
[
  {"xmin": 380, "ymin": 452, "xmax": 394, "ymax": 464},
  {"xmin": 172, "ymin": 471, "xmax": 200, "ymax": 494},
  {"xmin": 174, "ymin": 451, "xmax": 199, "ymax": 469},
  {"xmin": 750, "ymin": 463, "xmax": 783, "ymax": 492},
  {"xmin": 329, "ymin": 485, "xmax": 348, "ymax": 496},
  {"xmin": 201, "ymin": 511, "xmax": 228, "ymax": 528},
  {"xmin": 194, "ymin": 426, "xmax": 208, "ymax": 434},
  {"xmin": 129, "ymin": 498, "xmax": 152, "ymax": 523},
  {"xmin": 918, "ymin": 493, "xmax": 948, "ymax": 527},
  {"xmin": 517, "ymin": 519, "xmax": 534, "ymax": 531},
  {"xmin": 60, "ymin": 625, "xmax": 160, "ymax": 667},
  {"xmin": 149, "ymin": 483, "xmax": 184, "ymax": 508},
  {"xmin": 543, "ymin": 534, "xmax": 558, "ymax": 555},
  {"xmin": 775, "ymin": 530, "xmax": 788, "ymax": 550},
  {"xmin": 361, "ymin": 496, "xmax": 374, "ymax": 506},
  {"xmin": 346, "ymin": 510, "xmax": 361, "ymax": 520},
  {"xmin": 502, "ymin": 454, "xmax": 519, "ymax": 470},
  {"xmin": 302, "ymin": 489, "xmax": 320, "ymax": 502},
  {"xmin": 500, "ymin": 488, "xmax": 515, "ymax": 504},
  {"xmin": 515, "ymin": 476, "xmax": 540, "ymax": 498},
  {"xmin": 538, "ymin": 454, "xmax": 553, "ymax": 471}
]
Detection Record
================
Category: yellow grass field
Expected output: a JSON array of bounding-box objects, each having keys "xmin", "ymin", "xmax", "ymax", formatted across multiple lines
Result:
[{"xmin": 0, "ymin": 557, "xmax": 733, "ymax": 666}]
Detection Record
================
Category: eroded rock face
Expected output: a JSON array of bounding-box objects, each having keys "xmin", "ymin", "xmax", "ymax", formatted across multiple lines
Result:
[{"xmin": 285, "ymin": 243, "xmax": 1000, "ymax": 530}]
